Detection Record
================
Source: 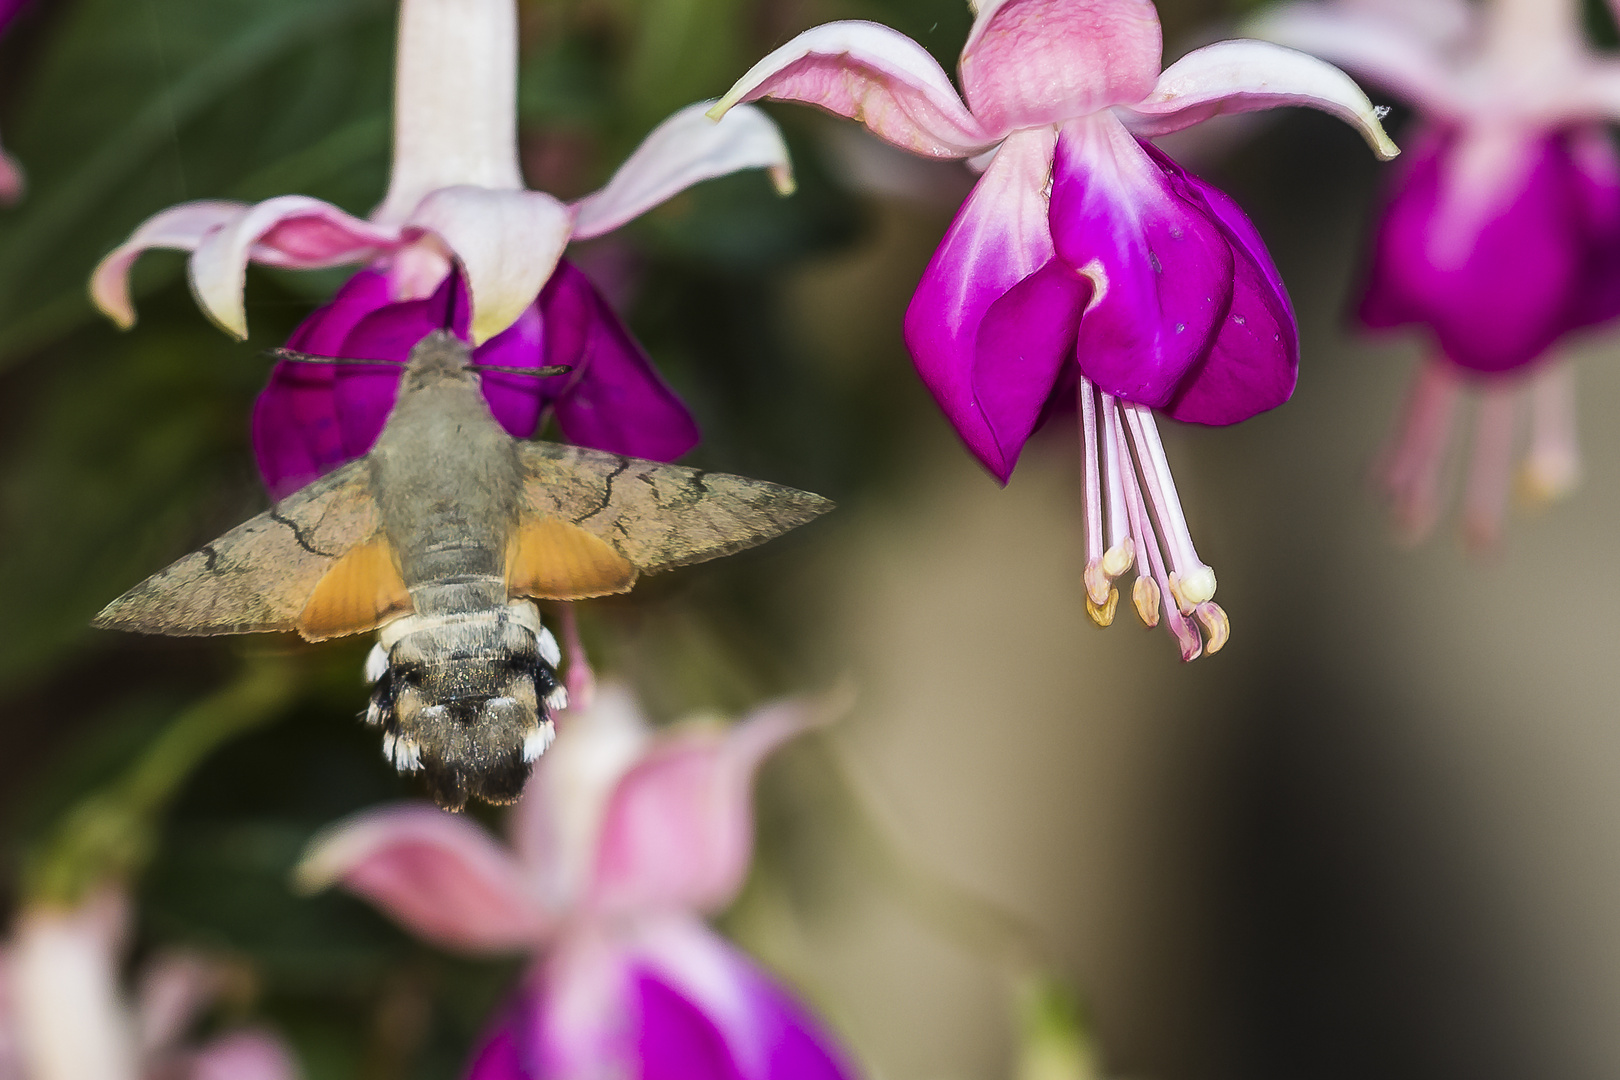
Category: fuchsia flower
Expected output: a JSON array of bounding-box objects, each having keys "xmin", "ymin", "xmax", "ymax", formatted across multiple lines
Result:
[
  {"xmin": 89, "ymin": 0, "xmax": 792, "ymax": 499},
  {"xmin": 710, "ymin": 0, "xmax": 1396, "ymax": 659},
  {"xmin": 0, "ymin": 0, "xmax": 33, "ymax": 205},
  {"xmin": 2, "ymin": 889, "xmax": 299, "ymax": 1080},
  {"xmin": 1252, "ymin": 0, "xmax": 1620, "ymax": 545},
  {"xmin": 297, "ymin": 687, "xmax": 854, "ymax": 1080}
]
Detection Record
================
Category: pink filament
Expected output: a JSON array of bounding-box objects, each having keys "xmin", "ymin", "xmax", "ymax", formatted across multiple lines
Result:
[
  {"xmin": 1110, "ymin": 399, "xmax": 1202, "ymax": 658},
  {"xmin": 1379, "ymin": 358, "xmax": 1461, "ymax": 542},
  {"xmin": 1078, "ymin": 376, "xmax": 1104, "ymax": 569},
  {"xmin": 1526, "ymin": 362, "xmax": 1579, "ymax": 498}
]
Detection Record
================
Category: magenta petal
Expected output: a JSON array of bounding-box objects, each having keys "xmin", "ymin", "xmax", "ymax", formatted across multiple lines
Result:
[
  {"xmin": 474, "ymin": 303, "xmax": 554, "ymax": 439},
  {"xmin": 904, "ymin": 127, "xmax": 1058, "ymax": 479},
  {"xmin": 1151, "ymin": 148, "xmax": 1298, "ymax": 425},
  {"xmin": 636, "ymin": 924, "xmax": 856, "ymax": 1080},
  {"xmin": 970, "ymin": 259, "xmax": 1090, "ymax": 480},
  {"xmin": 465, "ymin": 1028, "xmax": 527, "ymax": 1080},
  {"xmin": 1564, "ymin": 125, "xmax": 1620, "ymax": 332},
  {"xmin": 186, "ymin": 1030, "xmax": 301, "ymax": 1080},
  {"xmin": 0, "ymin": 0, "xmax": 32, "ymax": 31},
  {"xmin": 1359, "ymin": 126, "xmax": 1584, "ymax": 374},
  {"xmin": 333, "ymin": 276, "xmax": 468, "ymax": 458},
  {"xmin": 1051, "ymin": 115, "xmax": 1234, "ymax": 407},
  {"xmin": 637, "ymin": 973, "xmax": 745, "ymax": 1080},
  {"xmin": 541, "ymin": 261, "xmax": 699, "ymax": 462},
  {"xmin": 253, "ymin": 270, "xmax": 393, "ymax": 499}
]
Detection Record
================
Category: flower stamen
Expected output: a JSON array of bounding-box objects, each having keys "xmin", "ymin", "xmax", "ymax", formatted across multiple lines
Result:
[
  {"xmin": 1377, "ymin": 357, "xmax": 1461, "ymax": 544},
  {"xmin": 1122, "ymin": 402, "xmax": 1216, "ymax": 609},
  {"xmin": 1522, "ymin": 362, "xmax": 1580, "ymax": 504},
  {"xmin": 1098, "ymin": 389, "xmax": 1135, "ymax": 583},
  {"xmin": 1079, "ymin": 376, "xmax": 1111, "ymax": 616},
  {"xmin": 1079, "ymin": 381, "xmax": 1223, "ymax": 660}
]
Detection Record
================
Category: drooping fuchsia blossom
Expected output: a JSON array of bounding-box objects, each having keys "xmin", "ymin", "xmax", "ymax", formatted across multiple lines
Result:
[
  {"xmin": 1252, "ymin": 0, "xmax": 1620, "ymax": 546},
  {"xmin": 296, "ymin": 686, "xmax": 855, "ymax": 1080},
  {"xmin": 710, "ymin": 0, "xmax": 1396, "ymax": 660},
  {"xmin": 1, "ymin": 889, "xmax": 299, "ymax": 1080},
  {"xmin": 89, "ymin": 0, "xmax": 792, "ymax": 500},
  {"xmin": 0, "ymin": 0, "xmax": 34, "ymax": 205}
]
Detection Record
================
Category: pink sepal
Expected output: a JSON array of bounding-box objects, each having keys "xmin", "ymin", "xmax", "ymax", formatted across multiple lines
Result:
[
  {"xmin": 184, "ymin": 1030, "xmax": 302, "ymax": 1080},
  {"xmin": 508, "ymin": 684, "xmax": 650, "ymax": 900},
  {"xmin": 1119, "ymin": 39, "xmax": 1398, "ymax": 160},
  {"xmin": 0, "ymin": 139, "xmax": 22, "ymax": 206},
  {"xmin": 1244, "ymin": 1, "xmax": 1470, "ymax": 121},
  {"xmin": 89, "ymin": 201, "xmax": 248, "ymax": 329},
  {"xmin": 527, "ymin": 934, "xmax": 637, "ymax": 1080},
  {"xmin": 573, "ymin": 102, "xmax": 793, "ymax": 240},
  {"xmin": 403, "ymin": 186, "xmax": 574, "ymax": 343},
  {"xmin": 960, "ymin": 0, "xmax": 1161, "ymax": 134},
  {"xmin": 296, "ymin": 804, "xmax": 550, "ymax": 954},
  {"xmin": 712, "ymin": 21, "xmax": 993, "ymax": 158},
  {"xmin": 188, "ymin": 195, "xmax": 399, "ymax": 339},
  {"xmin": 10, "ymin": 890, "xmax": 137, "ymax": 1080},
  {"xmin": 589, "ymin": 700, "xmax": 814, "ymax": 916},
  {"xmin": 134, "ymin": 952, "xmax": 224, "ymax": 1057}
]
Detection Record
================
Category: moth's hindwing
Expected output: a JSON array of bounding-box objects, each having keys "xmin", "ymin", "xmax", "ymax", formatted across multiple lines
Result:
[
  {"xmin": 93, "ymin": 459, "xmax": 394, "ymax": 639},
  {"xmin": 505, "ymin": 518, "xmax": 638, "ymax": 601},
  {"xmin": 299, "ymin": 536, "xmax": 413, "ymax": 641},
  {"xmin": 512, "ymin": 443, "xmax": 834, "ymax": 599}
]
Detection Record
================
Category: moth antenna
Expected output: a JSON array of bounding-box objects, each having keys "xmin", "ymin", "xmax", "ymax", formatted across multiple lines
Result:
[
  {"xmin": 264, "ymin": 348, "xmax": 407, "ymax": 367},
  {"xmin": 467, "ymin": 363, "xmax": 573, "ymax": 377}
]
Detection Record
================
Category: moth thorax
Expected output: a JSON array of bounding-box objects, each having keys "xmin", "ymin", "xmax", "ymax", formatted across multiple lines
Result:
[{"xmin": 364, "ymin": 600, "xmax": 566, "ymax": 810}]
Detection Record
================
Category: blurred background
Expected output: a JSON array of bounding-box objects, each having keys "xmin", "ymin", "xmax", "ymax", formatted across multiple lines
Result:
[{"xmin": 4, "ymin": 0, "xmax": 1620, "ymax": 1077}]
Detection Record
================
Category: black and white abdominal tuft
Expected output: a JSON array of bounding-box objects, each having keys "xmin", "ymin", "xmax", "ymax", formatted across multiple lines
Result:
[{"xmin": 362, "ymin": 600, "xmax": 567, "ymax": 810}]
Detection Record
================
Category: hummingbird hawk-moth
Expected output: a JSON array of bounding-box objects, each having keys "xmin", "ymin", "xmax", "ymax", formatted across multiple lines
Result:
[{"xmin": 95, "ymin": 331, "xmax": 832, "ymax": 809}]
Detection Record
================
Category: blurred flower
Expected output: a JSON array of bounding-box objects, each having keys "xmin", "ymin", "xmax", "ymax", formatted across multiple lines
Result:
[
  {"xmin": 1251, "ymin": 0, "xmax": 1620, "ymax": 545},
  {"xmin": 89, "ymin": 0, "xmax": 792, "ymax": 497},
  {"xmin": 3, "ymin": 888, "xmax": 298, "ymax": 1080},
  {"xmin": 0, "ymin": 0, "xmax": 34, "ymax": 205},
  {"xmin": 712, "ymin": 0, "xmax": 1396, "ymax": 659},
  {"xmin": 297, "ymin": 686, "xmax": 854, "ymax": 1080}
]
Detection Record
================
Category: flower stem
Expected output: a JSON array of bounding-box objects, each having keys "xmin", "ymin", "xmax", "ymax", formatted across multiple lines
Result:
[{"xmin": 23, "ymin": 655, "xmax": 301, "ymax": 907}]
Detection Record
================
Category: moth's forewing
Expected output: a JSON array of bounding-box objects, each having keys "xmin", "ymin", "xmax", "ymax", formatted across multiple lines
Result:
[
  {"xmin": 93, "ymin": 460, "xmax": 384, "ymax": 637},
  {"xmin": 513, "ymin": 443, "xmax": 833, "ymax": 594}
]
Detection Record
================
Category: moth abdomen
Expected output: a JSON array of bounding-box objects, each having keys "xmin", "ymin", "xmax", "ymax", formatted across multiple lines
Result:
[{"xmin": 363, "ymin": 600, "xmax": 564, "ymax": 810}]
